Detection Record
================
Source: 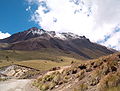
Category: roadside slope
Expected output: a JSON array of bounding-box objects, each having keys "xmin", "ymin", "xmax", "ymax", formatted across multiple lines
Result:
[{"xmin": 33, "ymin": 52, "xmax": 120, "ymax": 91}]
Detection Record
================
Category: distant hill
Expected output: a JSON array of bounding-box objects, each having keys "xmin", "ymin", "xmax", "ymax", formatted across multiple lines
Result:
[{"xmin": 0, "ymin": 27, "xmax": 115, "ymax": 59}]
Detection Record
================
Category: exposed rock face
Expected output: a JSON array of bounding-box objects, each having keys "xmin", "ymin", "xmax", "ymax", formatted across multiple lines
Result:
[
  {"xmin": 33, "ymin": 52, "xmax": 120, "ymax": 91},
  {"xmin": 0, "ymin": 27, "xmax": 115, "ymax": 59},
  {"xmin": 0, "ymin": 64, "xmax": 39, "ymax": 79}
]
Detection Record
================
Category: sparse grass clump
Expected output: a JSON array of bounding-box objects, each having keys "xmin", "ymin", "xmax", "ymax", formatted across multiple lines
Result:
[
  {"xmin": 49, "ymin": 82, "xmax": 56, "ymax": 90},
  {"xmin": 20, "ymin": 70, "xmax": 40, "ymax": 79},
  {"xmin": 41, "ymin": 83, "xmax": 49, "ymax": 91},
  {"xmin": 75, "ymin": 70, "xmax": 85, "ymax": 80},
  {"xmin": 73, "ymin": 83, "xmax": 88, "ymax": 91},
  {"xmin": 0, "ymin": 78, "xmax": 7, "ymax": 81},
  {"xmin": 97, "ymin": 72, "xmax": 120, "ymax": 91},
  {"xmin": 33, "ymin": 71, "xmax": 62, "ymax": 90},
  {"xmin": 106, "ymin": 85, "xmax": 120, "ymax": 91},
  {"xmin": 33, "ymin": 52, "xmax": 120, "ymax": 91},
  {"xmin": 42, "ymin": 74, "xmax": 54, "ymax": 82}
]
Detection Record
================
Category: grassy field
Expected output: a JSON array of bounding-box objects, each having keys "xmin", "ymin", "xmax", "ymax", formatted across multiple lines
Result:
[
  {"xmin": 0, "ymin": 49, "xmax": 83, "ymax": 71},
  {"xmin": 0, "ymin": 59, "xmax": 82, "ymax": 71},
  {"xmin": 0, "ymin": 48, "xmax": 85, "ymax": 61}
]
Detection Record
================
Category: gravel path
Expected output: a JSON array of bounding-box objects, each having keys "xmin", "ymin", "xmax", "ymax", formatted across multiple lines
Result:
[{"xmin": 0, "ymin": 79, "xmax": 39, "ymax": 91}]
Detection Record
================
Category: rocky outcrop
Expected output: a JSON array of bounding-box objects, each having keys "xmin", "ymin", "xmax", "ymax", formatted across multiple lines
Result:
[{"xmin": 0, "ymin": 64, "xmax": 40, "ymax": 79}]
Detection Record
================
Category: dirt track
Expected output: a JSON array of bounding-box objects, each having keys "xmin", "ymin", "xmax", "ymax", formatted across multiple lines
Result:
[{"xmin": 0, "ymin": 79, "xmax": 39, "ymax": 91}]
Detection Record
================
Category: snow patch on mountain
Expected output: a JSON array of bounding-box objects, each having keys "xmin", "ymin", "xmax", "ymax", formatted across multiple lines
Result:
[
  {"xmin": 54, "ymin": 33, "xmax": 67, "ymax": 40},
  {"xmin": 27, "ymin": 27, "xmax": 46, "ymax": 35},
  {"xmin": 26, "ymin": 27, "xmax": 87, "ymax": 40},
  {"xmin": 30, "ymin": 29, "xmax": 45, "ymax": 35},
  {"xmin": 54, "ymin": 32, "xmax": 86, "ymax": 40}
]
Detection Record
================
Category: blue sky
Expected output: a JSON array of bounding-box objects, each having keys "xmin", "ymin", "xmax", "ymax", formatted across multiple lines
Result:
[
  {"xmin": 0, "ymin": 0, "xmax": 120, "ymax": 50},
  {"xmin": 0, "ymin": 0, "xmax": 40, "ymax": 34}
]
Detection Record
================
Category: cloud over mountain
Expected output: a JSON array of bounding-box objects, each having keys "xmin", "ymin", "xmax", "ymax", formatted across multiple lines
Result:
[
  {"xmin": 0, "ymin": 31, "xmax": 11, "ymax": 39},
  {"xmin": 26, "ymin": 0, "xmax": 120, "ymax": 50}
]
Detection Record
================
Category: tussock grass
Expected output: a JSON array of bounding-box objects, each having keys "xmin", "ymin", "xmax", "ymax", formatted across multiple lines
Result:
[{"xmin": 33, "ymin": 52, "xmax": 120, "ymax": 91}]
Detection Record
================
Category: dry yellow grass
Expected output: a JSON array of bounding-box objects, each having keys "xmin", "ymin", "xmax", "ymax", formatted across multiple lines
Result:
[
  {"xmin": 33, "ymin": 52, "xmax": 120, "ymax": 91},
  {"xmin": 0, "ymin": 49, "xmax": 83, "ymax": 70},
  {"xmin": 0, "ymin": 57, "xmax": 82, "ymax": 71}
]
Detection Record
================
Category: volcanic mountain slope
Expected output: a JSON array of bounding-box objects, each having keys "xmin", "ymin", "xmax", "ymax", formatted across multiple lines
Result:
[
  {"xmin": 0, "ymin": 27, "xmax": 115, "ymax": 59},
  {"xmin": 33, "ymin": 52, "xmax": 120, "ymax": 91}
]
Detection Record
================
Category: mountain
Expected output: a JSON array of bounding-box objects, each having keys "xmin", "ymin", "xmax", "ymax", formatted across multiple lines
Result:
[
  {"xmin": 0, "ymin": 27, "xmax": 88, "ymax": 43},
  {"xmin": 0, "ymin": 27, "xmax": 115, "ymax": 59}
]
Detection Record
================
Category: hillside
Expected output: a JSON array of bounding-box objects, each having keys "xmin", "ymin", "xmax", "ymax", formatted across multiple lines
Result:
[
  {"xmin": 33, "ymin": 52, "xmax": 120, "ymax": 91},
  {"xmin": 0, "ymin": 48, "xmax": 84, "ymax": 62},
  {"xmin": 0, "ymin": 49, "xmax": 85, "ymax": 72}
]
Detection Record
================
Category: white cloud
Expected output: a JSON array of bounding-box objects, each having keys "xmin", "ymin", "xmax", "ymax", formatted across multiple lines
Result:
[
  {"xmin": 103, "ymin": 31, "xmax": 120, "ymax": 50},
  {"xmin": 26, "ymin": 0, "xmax": 120, "ymax": 50},
  {"xmin": 26, "ymin": 6, "xmax": 31, "ymax": 11},
  {"xmin": 25, "ymin": 0, "xmax": 36, "ymax": 3},
  {"xmin": 0, "ymin": 31, "xmax": 11, "ymax": 39}
]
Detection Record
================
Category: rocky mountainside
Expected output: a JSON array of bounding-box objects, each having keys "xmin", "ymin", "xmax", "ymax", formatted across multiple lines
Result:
[
  {"xmin": 0, "ymin": 27, "xmax": 115, "ymax": 59},
  {"xmin": 33, "ymin": 52, "xmax": 120, "ymax": 91}
]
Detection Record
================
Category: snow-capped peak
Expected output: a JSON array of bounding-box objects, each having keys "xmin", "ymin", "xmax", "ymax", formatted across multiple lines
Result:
[
  {"xmin": 27, "ymin": 27, "xmax": 46, "ymax": 35},
  {"xmin": 55, "ymin": 32, "xmax": 86, "ymax": 40},
  {"xmin": 26, "ymin": 27, "xmax": 87, "ymax": 40},
  {"xmin": 31, "ymin": 29, "xmax": 45, "ymax": 35}
]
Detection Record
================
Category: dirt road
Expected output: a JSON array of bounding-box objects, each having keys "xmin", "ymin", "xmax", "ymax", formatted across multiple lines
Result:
[{"xmin": 0, "ymin": 79, "xmax": 39, "ymax": 91}]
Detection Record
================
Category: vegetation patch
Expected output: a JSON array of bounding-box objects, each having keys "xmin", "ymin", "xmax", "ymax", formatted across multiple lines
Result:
[{"xmin": 33, "ymin": 52, "xmax": 120, "ymax": 91}]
